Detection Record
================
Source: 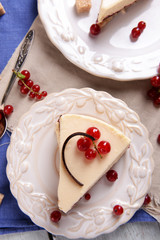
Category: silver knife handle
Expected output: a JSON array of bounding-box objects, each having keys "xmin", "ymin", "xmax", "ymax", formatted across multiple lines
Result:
[
  {"xmin": 14, "ymin": 30, "xmax": 34, "ymax": 71},
  {"xmin": 1, "ymin": 30, "xmax": 34, "ymax": 105}
]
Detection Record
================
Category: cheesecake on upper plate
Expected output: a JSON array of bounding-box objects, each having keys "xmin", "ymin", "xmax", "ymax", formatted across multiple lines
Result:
[
  {"xmin": 56, "ymin": 114, "xmax": 130, "ymax": 213},
  {"xmin": 97, "ymin": 0, "xmax": 137, "ymax": 26}
]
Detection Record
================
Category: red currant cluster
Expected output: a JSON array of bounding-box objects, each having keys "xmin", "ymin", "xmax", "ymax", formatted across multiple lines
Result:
[
  {"xmin": 77, "ymin": 127, "xmax": 111, "ymax": 160},
  {"xmin": 15, "ymin": 70, "xmax": 47, "ymax": 100},
  {"xmin": 147, "ymin": 67, "xmax": 160, "ymax": 106},
  {"xmin": 131, "ymin": 21, "xmax": 146, "ymax": 39}
]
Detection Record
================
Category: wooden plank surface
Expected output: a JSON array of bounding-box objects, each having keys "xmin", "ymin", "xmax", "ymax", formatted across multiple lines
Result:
[{"xmin": 0, "ymin": 222, "xmax": 160, "ymax": 240}]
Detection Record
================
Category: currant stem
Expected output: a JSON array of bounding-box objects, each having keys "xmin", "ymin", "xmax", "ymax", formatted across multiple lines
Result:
[
  {"xmin": 13, "ymin": 69, "xmax": 40, "ymax": 95},
  {"xmin": 92, "ymin": 140, "xmax": 102, "ymax": 158},
  {"xmin": 12, "ymin": 69, "xmax": 26, "ymax": 79},
  {"xmin": 21, "ymin": 79, "xmax": 39, "ymax": 95}
]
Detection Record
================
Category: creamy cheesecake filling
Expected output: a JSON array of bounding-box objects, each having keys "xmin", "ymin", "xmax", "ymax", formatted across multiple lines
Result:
[
  {"xmin": 98, "ymin": 0, "xmax": 137, "ymax": 24},
  {"xmin": 56, "ymin": 114, "xmax": 130, "ymax": 213}
]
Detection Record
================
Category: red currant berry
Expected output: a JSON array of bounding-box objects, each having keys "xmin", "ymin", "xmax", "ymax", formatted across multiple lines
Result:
[
  {"xmin": 32, "ymin": 84, "xmax": 40, "ymax": 93},
  {"xmin": 138, "ymin": 21, "xmax": 146, "ymax": 31},
  {"xmin": 153, "ymin": 95, "xmax": 160, "ymax": 106},
  {"xmin": 21, "ymin": 70, "xmax": 30, "ymax": 80},
  {"xmin": 113, "ymin": 205, "xmax": 123, "ymax": 216},
  {"xmin": 90, "ymin": 24, "xmax": 101, "ymax": 36},
  {"xmin": 98, "ymin": 141, "xmax": 111, "ymax": 154},
  {"xmin": 35, "ymin": 94, "xmax": 43, "ymax": 100},
  {"xmin": 41, "ymin": 91, "xmax": 48, "ymax": 97},
  {"xmin": 86, "ymin": 127, "xmax": 101, "ymax": 140},
  {"xmin": 106, "ymin": 170, "xmax": 118, "ymax": 182},
  {"xmin": 77, "ymin": 137, "xmax": 91, "ymax": 151},
  {"xmin": 18, "ymin": 79, "xmax": 23, "ymax": 86},
  {"xmin": 131, "ymin": 27, "xmax": 141, "ymax": 39},
  {"xmin": 85, "ymin": 149, "xmax": 97, "ymax": 160},
  {"xmin": 147, "ymin": 87, "xmax": 158, "ymax": 100},
  {"xmin": 25, "ymin": 79, "xmax": 34, "ymax": 88},
  {"xmin": 157, "ymin": 134, "xmax": 160, "ymax": 144},
  {"xmin": 85, "ymin": 193, "xmax": 91, "ymax": 200},
  {"xmin": 29, "ymin": 92, "xmax": 36, "ymax": 99},
  {"xmin": 20, "ymin": 85, "xmax": 29, "ymax": 94},
  {"xmin": 4, "ymin": 105, "xmax": 14, "ymax": 116},
  {"xmin": 50, "ymin": 210, "xmax": 61, "ymax": 223},
  {"xmin": 150, "ymin": 76, "xmax": 160, "ymax": 88},
  {"xmin": 143, "ymin": 194, "xmax": 151, "ymax": 205}
]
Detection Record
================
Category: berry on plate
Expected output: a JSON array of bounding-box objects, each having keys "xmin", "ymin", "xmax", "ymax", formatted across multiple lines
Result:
[
  {"xmin": 143, "ymin": 194, "xmax": 151, "ymax": 205},
  {"xmin": 113, "ymin": 205, "xmax": 123, "ymax": 216},
  {"xmin": 90, "ymin": 24, "xmax": 101, "ymax": 36},
  {"xmin": 106, "ymin": 170, "xmax": 118, "ymax": 182},
  {"xmin": 50, "ymin": 210, "xmax": 61, "ymax": 223}
]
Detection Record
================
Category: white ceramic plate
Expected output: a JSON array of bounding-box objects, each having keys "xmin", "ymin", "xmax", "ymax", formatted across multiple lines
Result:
[
  {"xmin": 38, "ymin": 0, "xmax": 160, "ymax": 81},
  {"xmin": 6, "ymin": 88, "xmax": 154, "ymax": 238}
]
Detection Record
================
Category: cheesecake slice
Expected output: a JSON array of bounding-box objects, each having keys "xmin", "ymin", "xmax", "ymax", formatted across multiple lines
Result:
[
  {"xmin": 56, "ymin": 114, "xmax": 130, "ymax": 213},
  {"xmin": 98, "ymin": 0, "xmax": 137, "ymax": 26}
]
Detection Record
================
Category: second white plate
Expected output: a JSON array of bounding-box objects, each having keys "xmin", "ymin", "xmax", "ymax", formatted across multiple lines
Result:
[{"xmin": 38, "ymin": 0, "xmax": 160, "ymax": 81}]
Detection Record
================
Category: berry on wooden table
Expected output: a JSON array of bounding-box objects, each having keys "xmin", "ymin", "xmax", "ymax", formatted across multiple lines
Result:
[
  {"xmin": 18, "ymin": 79, "xmax": 23, "ymax": 86},
  {"xmin": 147, "ymin": 87, "xmax": 159, "ymax": 100},
  {"xmin": 150, "ymin": 76, "xmax": 160, "ymax": 88},
  {"xmin": 4, "ymin": 105, "xmax": 13, "ymax": 116},
  {"xmin": 41, "ymin": 91, "xmax": 48, "ymax": 97},
  {"xmin": 25, "ymin": 79, "xmax": 34, "ymax": 88},
  {"xmin": 35, "ymin": 94, "xmax": 43, "ymax": 100},
  {"xmin": 154, "ymin": 96, "xmax": 160, "ymax": 106},
  {"xmin": 29, "ymin": 92, "xmax": 36, "ymax": 99},
  {"xmin": 32, "ymin": 84, "xmax": 40, "ymax": 93},
  {"xmin": 21, "ymin": 70, "xmax": 30, "ymax": 80},
  {"xmin": 20, "ymin": 85, "xmax": 30, "ymax": 95},
  {"xmin": 14, "ymin": 69, "xmax": 48, "ymax": 101},
  {"xmin": 50, "ymin": 210, "xmax": 61, "ymax": 223}
]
